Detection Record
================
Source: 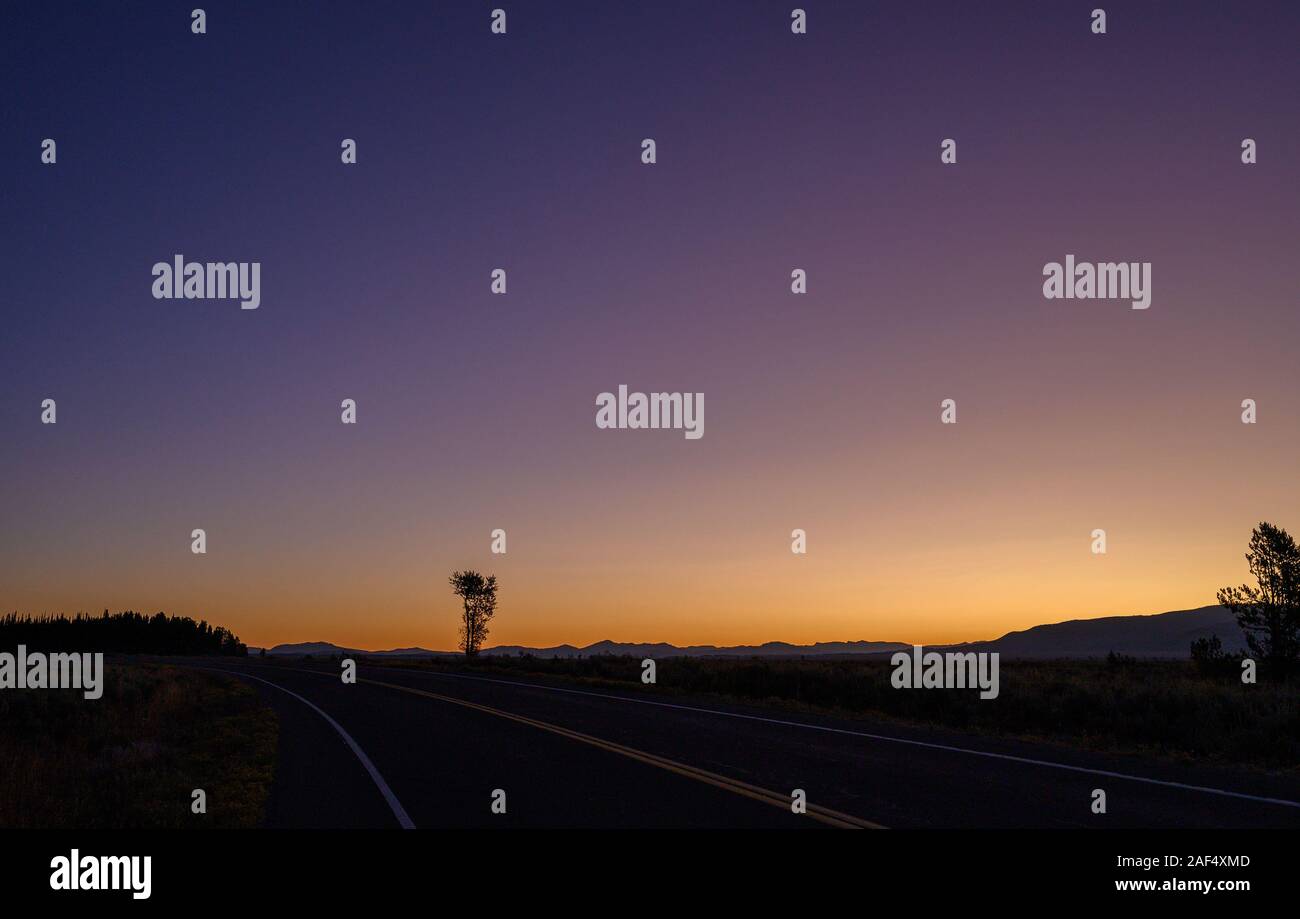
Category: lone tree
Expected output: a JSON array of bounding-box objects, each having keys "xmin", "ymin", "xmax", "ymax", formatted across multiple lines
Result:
[
  {"xmin": 450, "ymin": 570, "xmax": 498, "ymax": 657},
  {"xmin": 1216, "ymin": 522, "xmax": 1300, "ymax": 666}
]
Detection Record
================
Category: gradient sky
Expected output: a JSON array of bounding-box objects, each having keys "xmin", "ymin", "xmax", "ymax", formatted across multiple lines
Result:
[{"xmin": 3, "ymin": 1, "xmax": 1298, "ymax": 651}]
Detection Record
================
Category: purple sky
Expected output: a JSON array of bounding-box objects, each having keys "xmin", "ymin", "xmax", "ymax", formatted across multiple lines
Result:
[{"xmin": 2, "ymin": 2, "xmax": 1298, "ymax": 649}]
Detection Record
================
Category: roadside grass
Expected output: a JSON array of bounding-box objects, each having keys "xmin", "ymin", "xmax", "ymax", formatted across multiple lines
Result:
[
  {"xmin": 353, "ymin": 654, "xmax": 1300, "ymax": 773},
  {"xmin": 0, "ymin": 663, "xmax": 277, "ymax": 828}
]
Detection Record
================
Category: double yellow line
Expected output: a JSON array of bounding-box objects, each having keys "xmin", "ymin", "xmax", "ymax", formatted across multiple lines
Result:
[{"xmin": 362, "ymin": 675, "xmax": 885, "ymax": 829}]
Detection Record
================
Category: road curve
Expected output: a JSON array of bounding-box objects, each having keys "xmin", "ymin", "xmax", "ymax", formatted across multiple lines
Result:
[{"xmin": 180, "ymin": 658, "xmax": 1300, "ymax": 829}]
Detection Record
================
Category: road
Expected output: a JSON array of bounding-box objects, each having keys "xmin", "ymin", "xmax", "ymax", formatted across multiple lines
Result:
[{"xmin": 179, "ymin": 658, "xmax": 1300, "ymax": 829}]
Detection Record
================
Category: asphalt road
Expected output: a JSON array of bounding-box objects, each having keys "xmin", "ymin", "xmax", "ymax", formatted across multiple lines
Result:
[{"xmin": 179, "ymin": 658, "xmax": 1300, "ymax": 829}]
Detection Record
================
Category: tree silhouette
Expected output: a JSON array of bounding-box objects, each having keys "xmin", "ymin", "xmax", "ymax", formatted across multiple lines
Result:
[
  {"xmin": 449, "ymin": 570, "xmax": 497, "ymax": 657},
  {"xmin": 0, "ymin": 609, "xmax": 245, "ymax": 655},
  {"xmin": 1216, "ymin": 522, "xmax": 1300, "ymax": 666}
]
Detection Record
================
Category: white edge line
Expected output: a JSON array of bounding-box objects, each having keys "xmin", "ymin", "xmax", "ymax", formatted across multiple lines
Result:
[
  {"xmin": 200, "ymin": 667, "xmax": 416, "ymax": 829},
  {"xmin": 355, "ymin": 663, "xmax": 1300, "ymax": 811}
]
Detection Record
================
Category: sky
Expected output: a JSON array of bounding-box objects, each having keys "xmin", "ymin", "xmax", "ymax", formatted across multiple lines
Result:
[{"xmin": 2, "ymin": 2, "xmax": 1298, "ymax": 651}]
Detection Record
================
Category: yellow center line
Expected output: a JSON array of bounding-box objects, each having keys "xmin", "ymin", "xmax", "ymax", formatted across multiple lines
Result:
[{"xmin": 361, "ymin": 675, "xmax": 885, "ymax": 829}]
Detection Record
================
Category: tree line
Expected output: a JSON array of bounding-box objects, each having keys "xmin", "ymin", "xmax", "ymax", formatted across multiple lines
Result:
[{"xmin": 0, "ymin": 610, "xmax": 246, "ymax": 655}]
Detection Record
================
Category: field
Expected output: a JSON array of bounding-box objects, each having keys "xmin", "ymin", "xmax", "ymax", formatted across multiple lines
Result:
[
  {"xmin": 361, "ymin": 654, "xmax": 1300, "ymax": 772},
  {"xmin": 0, "ymin": 663, "xmax": 277, "ymax": 828}
]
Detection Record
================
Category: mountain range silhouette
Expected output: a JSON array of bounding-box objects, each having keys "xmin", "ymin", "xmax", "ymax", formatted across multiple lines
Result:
[{"xmin": 256, "ymin": 605, "xmax": 1244, "ymax": 660}]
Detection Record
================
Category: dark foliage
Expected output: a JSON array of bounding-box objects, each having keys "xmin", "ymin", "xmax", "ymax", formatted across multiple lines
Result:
[
  {"xmin": 449, "ymin": 571, "xmax": 497, "ymax": 657},
  {"xmin": 0, "ymin": 610, "xmax": 245, "ymax": 656},
  {"xmin": 1217, "ymin": 521, "xmax": 1300, "ymax": 665}
]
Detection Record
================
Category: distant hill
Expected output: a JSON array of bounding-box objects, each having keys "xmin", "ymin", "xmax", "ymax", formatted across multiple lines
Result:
[
  {"xmin": 257, "ymin": 605, "xmax": 1246, "ymax": 661},
  {"xmin": 260, "ymin": 641, "xmax": 451, "ymax": 658},
  {"xmin": 483, "ymin": 639, "xmax": 911, "ymax": 659},
  {"xmin": 940, "ymin": 605, "xmax": 1245, "ymax": 659},
  {"xmin": 259, "ymin": 639, "xmax": 908, "ymax": 658}
]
